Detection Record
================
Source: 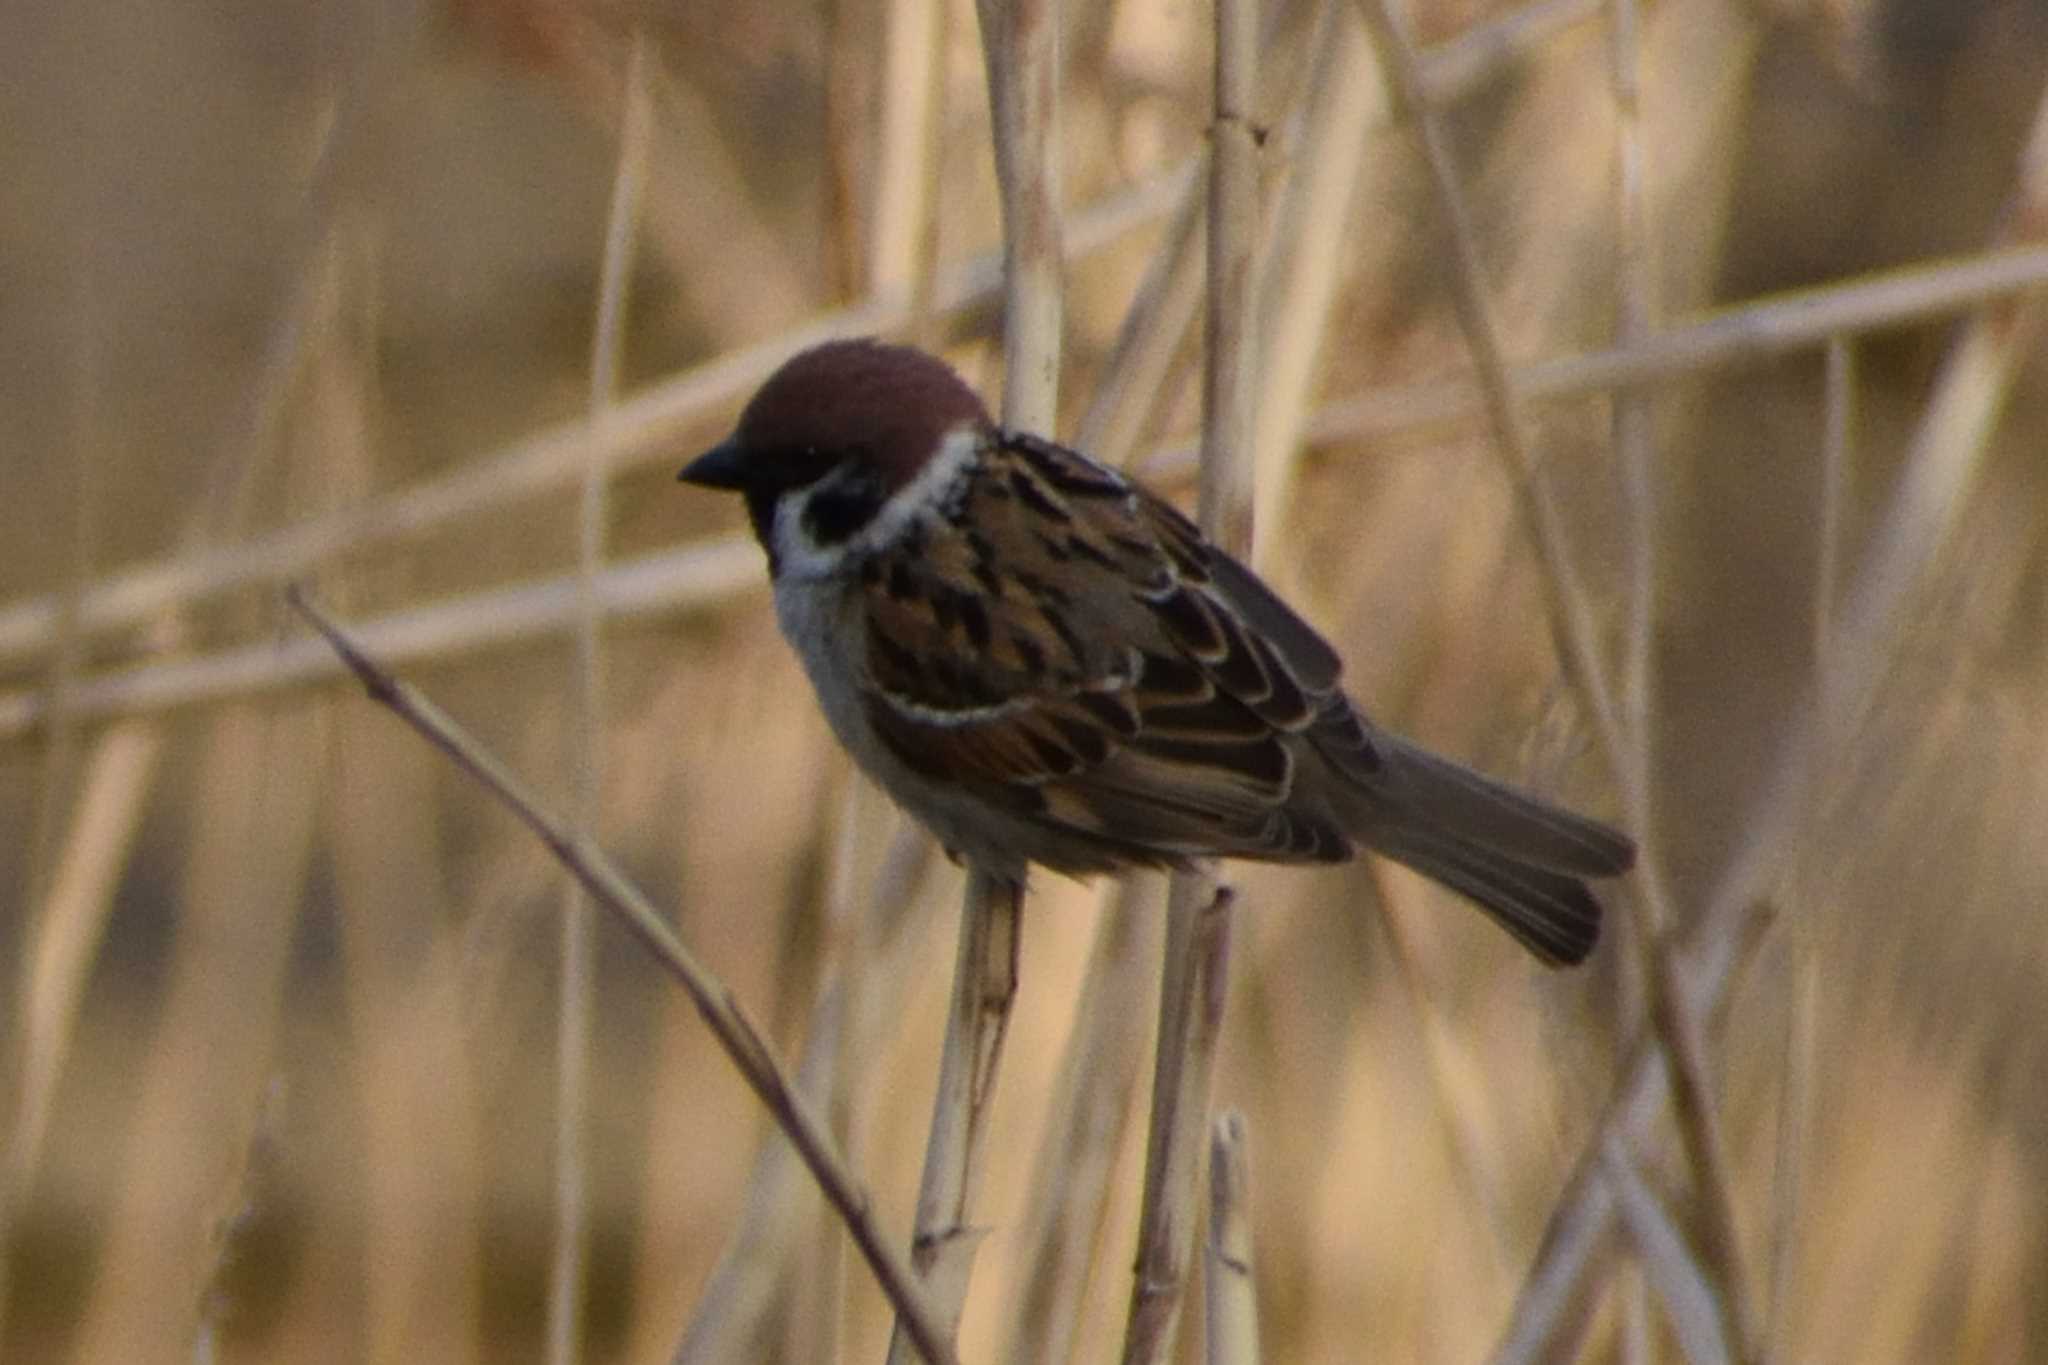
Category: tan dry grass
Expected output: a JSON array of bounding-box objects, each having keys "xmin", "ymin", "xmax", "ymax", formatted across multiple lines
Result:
[{"xmin": 5, "ymin": 0, "xmax": 2048, "ymax": 1361}]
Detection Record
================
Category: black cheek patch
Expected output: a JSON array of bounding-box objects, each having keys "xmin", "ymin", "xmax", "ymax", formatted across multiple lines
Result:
[{"xmin": 802, "ymin": 469, "xmax": 888, "ymax": 544}]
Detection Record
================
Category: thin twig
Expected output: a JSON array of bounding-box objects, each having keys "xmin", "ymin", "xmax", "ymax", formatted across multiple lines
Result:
[{"xmin": 284, "ymin": 586, "xmax": 962, "ymax": 1365}]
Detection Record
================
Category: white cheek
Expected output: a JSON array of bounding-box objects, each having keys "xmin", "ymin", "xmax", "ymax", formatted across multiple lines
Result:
[
  {"xmin": 769, "ymin": 492, "xmax": 844, "ymax": 581},
  {"xmin": 770, "ymin": 425, "xmax": 984, "ymax": 583}
]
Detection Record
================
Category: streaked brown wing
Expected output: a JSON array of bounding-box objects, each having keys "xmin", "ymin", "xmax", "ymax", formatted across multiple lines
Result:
[{"xmin": 858, "ymin": 433, "xmax": 1354, "ymax": 864}]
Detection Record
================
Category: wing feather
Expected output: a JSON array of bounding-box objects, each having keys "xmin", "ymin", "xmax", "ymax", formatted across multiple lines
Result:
[{"xmin": 856, "ymin": 432, "xmax": 1349, "ymax": 865}]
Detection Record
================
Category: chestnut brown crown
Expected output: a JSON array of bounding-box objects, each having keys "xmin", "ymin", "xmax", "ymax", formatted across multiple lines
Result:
[{"xmin": 680, "ymin": 339, "xmax": 994, "ymax": 500}]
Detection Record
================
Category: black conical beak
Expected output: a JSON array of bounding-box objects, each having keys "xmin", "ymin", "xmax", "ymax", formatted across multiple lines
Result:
[{"xmin": 678, "ymin": 437, "xmax": 749, "ymax": 490}]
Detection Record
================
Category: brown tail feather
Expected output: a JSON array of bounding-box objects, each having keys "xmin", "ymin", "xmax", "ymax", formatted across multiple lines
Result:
[{"xmin": 1366, "ymin": 821, "xmax": 1605, "ymax": 966}]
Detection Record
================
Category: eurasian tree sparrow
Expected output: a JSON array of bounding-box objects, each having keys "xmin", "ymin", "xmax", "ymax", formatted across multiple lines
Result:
[{"xmin": 680, "ymin": 339, "xmax": 1633, "ymax": 965}]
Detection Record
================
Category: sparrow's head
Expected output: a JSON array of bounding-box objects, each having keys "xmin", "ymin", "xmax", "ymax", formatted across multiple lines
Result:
[{"xmin": 679, "ymin": 340, "xmax": 993, "ymax": 564}]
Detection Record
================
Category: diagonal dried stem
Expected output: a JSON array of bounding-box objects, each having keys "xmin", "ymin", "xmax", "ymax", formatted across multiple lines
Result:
[
  {"xmin": 1362, "ymin": 1, "xmax": 1757, "ymax": 1354},
  {"xmin": 0, "ymin": 0, "xmax": 1620, "ymax": 686},
  {"xmin": 286, "ymin": 587, "xmax": 962, "ymax": 1365},
  {"xmin": 0, "ymin": 164, "xmax": 1190, "ymax": 675}
]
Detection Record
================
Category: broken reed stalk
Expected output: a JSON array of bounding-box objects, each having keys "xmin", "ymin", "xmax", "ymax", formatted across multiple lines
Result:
[{"xmin": 1203, "ymin": 1112, "xmax": 1259, "ymax": 1365}]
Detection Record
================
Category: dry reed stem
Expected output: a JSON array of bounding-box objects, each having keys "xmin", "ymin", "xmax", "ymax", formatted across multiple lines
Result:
[
  {"xmin": 15, "ymin": 238, "xmax": 2048, "ymax": 745},
  {"xmin": 976, "ymin": 0, "xmax": 1064, "ymax": 431},
  {"xmin": 1601, "ymin": 1130, "xmax": 1731, "ymax": 1364},
  {"xmin": 1249, "ymin": 0, "xmax": 1381, "ymax": 550},
  {"xmin": 0, "ymin": 165, "xmax": 1191, "ymax": 675},
  {"xmin": 1074, "ymin": 169, "xmax": 1205, "ymax": 461},
  {"xmin": 1358, "ymin": 0, "xmax": 1623, "ymax": 756},
  {"xmin": 74, "ymin": 705, "xmax": 327, "ymax": 1361},
  {"xmin": 1308, "ymin": 242, "xmax": 2048, "ymax": 441},
  {"xmin": 676, "ymin": 1, "xmax": 944, "ymax": 1350},
  {"xmin": 481, "ymin": 4, "xmax": 811, "ymax": 340},
  {"xmin": 1203, "ymin": 1111, "xmax": 1259, "ymax": 1365},
  {"xmin": 286, "ymin": 588, "xmax": 962, "ymax": 1365},
  {"xmin": 894, "ymin": 870, "xmax": 1023, "ymax": 1352},
  {"xmin": 1002, "ymin": 876, "xmax": 1164, "ymax": 1364},
  {"xmin": 331, "ymin": 714, "xmax": 486, "ymax": 1365},
  {"xmin": 1122, "ymin": 879, "xmax": 1236, "ymax": 1363},
  {"xmin": 1815, "ymin": 86, "xmax": 2048, "ymax": 750},
  {"xmin": 1372, "ymin": 885, "xmax": 1520, "ymax": 1292},
  {"xmin": 2, "ymin": 275, "xmax": 103, "ymax": 1351},
  {"xmin": 1365, "ymin": 2, "xmax": 1757, "ymax": 1353},
  {"xmin": 544, "ymin": 35, "xmax": 651, "ymax": 1365},
  {"xmin": 1120, "ymin": 3, "xmax": 1259, "ymax": 1356},
  {"xmin": 1647, "ymin": 78, "xmax": 2048, "ymax": 1012},
  {"xmin": 1609, "ymin": 0, "xmax": 1655, "ymax": 785},
  {"xmin": 871, "ymin": 0, "xmax": 950, "ymax": 337},
  {"xmin": 0, "ymin": 538, "xmax": 759, "ymax": 738},
  {"xmin": 1420, "ymin": 0, "xmax": 1602, "ymax": 100},
  {"xmin": 888, "ymin": 2, "xmax": 1062, "ymax": 1354},
  {"xmin": 1605, "ymin": 4, "xmax": 1663, "ymax": 1352},
  {"xmin": 999, "ymin": 38, "xmax": 1278, "ymax": 1338},
  {"xmin": 1198, "ymin": 0, "xmax": 1259, "ymax": 548},
  {"xmin": 0, "ymin": 0, "xmax": 1602, "ymax": 683},
  {"xmin": 1491, "ymin": 896, "xmax": 1776, "ymax": 1364},
  {"xmin": 2, "ymin": 103, "xmax": 374, "ymax": 1340},
  {"xmin": 1001, "ymin": 19, "xmax": 1302, "ymax": 1337},
  {"xmin": 671, "ymin": 816, "xmax": 937, "ymax": 1364},
  {"xmin": 1766, "ymin": 955, "xmax": 1820, "ymax": 1360}
]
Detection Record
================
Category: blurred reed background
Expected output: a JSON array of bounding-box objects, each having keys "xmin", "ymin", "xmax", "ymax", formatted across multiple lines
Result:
[{"xmin": 4, "ymin": 0, "xmax": 2048, "ymax": 1360}]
